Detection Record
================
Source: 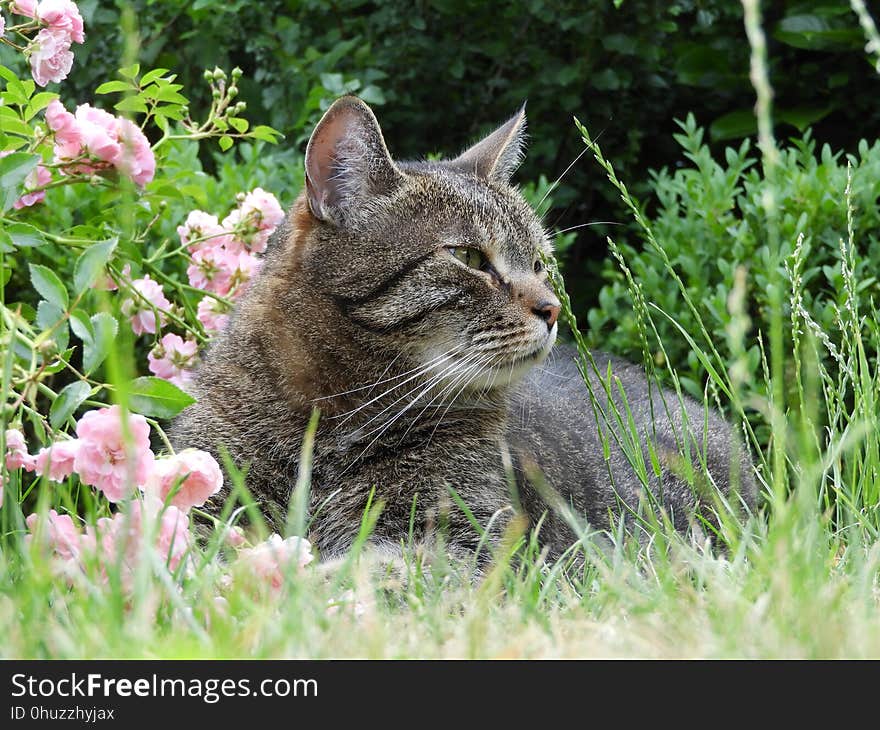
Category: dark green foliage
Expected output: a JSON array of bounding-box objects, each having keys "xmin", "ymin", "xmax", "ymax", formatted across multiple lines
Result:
[
  {"xmin": 55, "ymin": 1, "xmax": 880, "ymax": 312},
  {"xmin": 587, "ymin": 114, "xmax": 880, "ymax": 438}
]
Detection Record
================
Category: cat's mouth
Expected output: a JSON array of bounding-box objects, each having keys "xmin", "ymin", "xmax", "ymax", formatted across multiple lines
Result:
[{"xmin": 466, "ymin": 325, "xmax": 556, "ymax": 391}]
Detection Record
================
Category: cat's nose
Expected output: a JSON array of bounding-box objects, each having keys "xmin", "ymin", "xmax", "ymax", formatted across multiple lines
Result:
[{"xmin": 533, "ymin": 300, "xmax": 560, "ymax": 330}]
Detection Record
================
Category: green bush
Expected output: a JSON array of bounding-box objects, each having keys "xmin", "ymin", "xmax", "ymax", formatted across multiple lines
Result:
[
  {"xmin": 586, "ymin": 114, "xmax": 880, "ymax": 447},
  {"xmin": 43, "ymin": 1, "xmax": 880, "ymax": 312}
]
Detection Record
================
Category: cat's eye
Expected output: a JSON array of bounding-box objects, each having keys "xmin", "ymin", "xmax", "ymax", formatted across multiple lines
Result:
[{"xmin": 447, "ymin": 246, "xmax": 488, "ymax": 271}]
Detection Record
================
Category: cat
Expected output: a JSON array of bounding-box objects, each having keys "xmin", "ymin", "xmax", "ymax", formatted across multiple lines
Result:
[{"xmin": 170, "ymin": 96, "xmax": 756, "ymax": 561}]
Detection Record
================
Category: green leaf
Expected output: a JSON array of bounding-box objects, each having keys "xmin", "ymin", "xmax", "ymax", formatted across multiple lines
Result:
[
  {"xmin": 68, "ymin": 309, "xmax": 94, "ymax": 343},
  {"xmin": 155, "ymin": 86, "xmax": 188, "ymax": 105},
  {"xmin": 128, "ymin": 376, "xmax": 195, "ymax": 419},
  {"xmin": 81, "ymin": 312, "xmax": 118, "ymax": 374},
  {"xmin": 250, "ymin": 125, "xmax": 281, "ymax": 143},
  {"xmin": 777, "ymin": 105, "xmax": 834, "ymax": 132},
  {"xmin": 44, "ymin": 348, "xmax": 74, "ymax": 374},
  {"xmin": 73, "ymin": 238, "xmax": 118, "ymax": 295},
  {"xmin": 0, "ymin": 108, "xmax": 36, "ymax": 139},
  {"xmin": 710, "ymin": 109, "xmax": 758, "ymax": 142},
  {"xmin": 773, "ymin": 14, "xmax": 862, "ymax": 50},
  {"xmin": 0, "ymin": 152, "xmax": 40, "ymax": 212},
  {"xmin": 95, "ymin": 80, "xmax": 133, "ymax": 94},
  {"xmin": 218, "ymin": 135, "xmax": 233, "ymax": 151},
  {"xmin": 139, "ymin": 68, "xmax": 170, "ymax": 87},
  {"xmin": 36, "ymin": 300, "xmax": 68, "ymax": 353},
  {"xmin": 50, "ymin": 380, "xmax": 92, "ymax": 428},
  {"xmin": 0, "ymin": 222, "xmax": 46, "ymax": 250},
  {"xmin": 228, "ymin": 117, "xmax": 249, "ymax": 133},
  {"xmin": 114, "ymin": 96, "xmax": 149, "ymax": 114},
  {"xmin": 29, "ymin": 264, "xmax": 69, "ymax": 310},
  {"xmin": 24, "ymin": 92, "xmax": 57, "ymax": 120},
  {"xmin": 118, "ymin": 63, "xmax": 141, "ymax": 80}
]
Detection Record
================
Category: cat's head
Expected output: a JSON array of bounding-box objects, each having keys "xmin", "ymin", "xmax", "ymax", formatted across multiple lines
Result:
[{"xmin": 296, "ymin": 95, "xmax": 559, "ymax": 391}]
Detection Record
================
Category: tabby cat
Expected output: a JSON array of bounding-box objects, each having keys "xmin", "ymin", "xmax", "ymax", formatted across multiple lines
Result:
[{"xmin": 170, "ymin": 96, "xmax": 756, "ymax": 560}]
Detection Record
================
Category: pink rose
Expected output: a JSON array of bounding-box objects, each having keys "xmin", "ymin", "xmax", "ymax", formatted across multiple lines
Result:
[
  {"xmin": 5, "ymin": 429, "xmax": 35, "ymax": 472},
  {"xmin": 26, "ymin": 509, "xmax": 83, "ymax": 560},
  {"xmin": 240, "ymin": 188, "xmax": 284, "ymax": 231},
  {"xmin": 73, "ymin": 405, "xmax": 154, "ymax": 502},
  {"xmin": 187, "ymin": 246, "xmax": 232, "ymax": 295},
  {"xmin": 238, "ymin": 533, "xmax": 313, "ymax": 591},
  {"xmin": 37, "ymin": 0, "xmax": 85, "ymax": 44},
  {"xmin": 0, "ymin": 16, "xmax": 5, "ymax": 36},
  {"xmin": 75, "ymin": 103, "xmax": 122, "ymax": 164},
  {"xmin": 13, "ymin": 163, "xmax": 51, "ymax": 209},
  {"xmin": 221, "ymin": 525, "xmax": 246, "ymax": 548},
  {"xmin": 113, "ymin": 496, "xmax": 190, "ymax": 571},
  {"xmin": 197, "ymin": 295, "xmax": 231, "ymax": 335},
  {"xmin": 46, "ymin": 98, "xmax": 83, "ymax": 163},
  {"xmin": 226, "ymin": 251, "xmax": 262, "ymax": 299},
  {"xmin": 12, "ymin": 0, "xmax": 38, "ymax": 17},
  {"xmin": 29, "ymin": 28, "xmax": 74, "ymax": 87},
  {"xmin": 177, "ymin": 210, "xmax": 230, "ymax": 253},
  {"xmin": 147, "ymin": 333, "xmax": 198, "ymax": 388},
  {"xmin": 34, "ymin": 439, "xmax": 80, "ymax": 482},
  {"xmin": 221, "ymin": 208, "xmax": 266, "ymax": 255},
  {"xmin": 224, "ymin": 189, "xmax": 284, "ymax": 254},
  {"xmin": 114, "ymin": 117, "xmax": 155, "ymax": 187},
  {"xmin": 121, "ymin": 274, "xmax": 171, "ymax": 335},
  {"xmin": 143, "ymin": 449, "xmax": 222, "ymax": 512}
]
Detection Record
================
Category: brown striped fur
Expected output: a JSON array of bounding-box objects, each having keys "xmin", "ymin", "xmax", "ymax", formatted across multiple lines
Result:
[{"xmin": 170, "ymin": 97, "xmax": 756, "ymax": 560}]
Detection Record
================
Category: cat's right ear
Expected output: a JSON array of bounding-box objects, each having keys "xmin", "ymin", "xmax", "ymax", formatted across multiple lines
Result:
[{"xmin": 304, "ymin": 96, "xmax": 403, "ymax": 225}]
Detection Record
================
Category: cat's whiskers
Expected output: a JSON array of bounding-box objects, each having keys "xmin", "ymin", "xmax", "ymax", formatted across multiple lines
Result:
[
  {"xmin": 382, "ymin": 354, "xmax": 486, "ymax": 452},
  {"xmin": 535, "ymin": 146, "xmax": 590, "ymax": 220},
  {"xmin": 339, "ymin": 352, "xmax": 489, "ymax": 473},
  {"xmin": 395, "ymin": 349, "xmax": 495, "ymax": 444},
  {"xmin": 328, "ymin": 346, "xmax": 464, "ymax": 425},
  {"xmin": 343, "ymin": 349, "xmax": 480, "ymax": 442},
  {"xmin": 312, "ymin": 350, "xmax": 406, "ymax": 402},
  {"xmin": 423, "ymin": 355, "xmax": 494, "ymax": 448},
  {"xmin": 318, "ymin": 346, "xmax": 458, "ymax": 405},
  {"xmin": 550, "ymin": 221, "xmax": 623, "ymax": 237}
]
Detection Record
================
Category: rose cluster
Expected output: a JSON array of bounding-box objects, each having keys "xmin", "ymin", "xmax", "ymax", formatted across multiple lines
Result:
[
  {"xmin": 46, "ymin": 99, "xmax": 156, "ymax": 187},
  {"xmin": 3, "ymin": 0, "xmax": 85, "ymax": 87},
  {"xmin": 116, "ymin": 189, "xmax": 284, "ymax": 389},
  {"xmin": 4, "ymin": 410, "xmax": 313, "ymax": 591},
  {"xmin": 2, "ymin": 1, "xmax": 157, "ymax": 211}
]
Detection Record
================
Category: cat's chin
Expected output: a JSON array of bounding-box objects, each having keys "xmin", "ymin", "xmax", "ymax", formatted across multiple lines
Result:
[{"xmin": 466, "ymin": 325, "xmax": 557, "ymax": 392}]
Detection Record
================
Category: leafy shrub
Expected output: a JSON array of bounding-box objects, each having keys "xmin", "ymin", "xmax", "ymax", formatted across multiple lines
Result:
[
  {"xmin": 0, "ymin": 3, "xmax": 321, "ymax": 597},
  {"xmin": 40, "ymin": 1, "xmax": 880, "ymax": 314},
  {"xmin": 586, "ymin": 114, "xmax": 880, "ymax": 450}
]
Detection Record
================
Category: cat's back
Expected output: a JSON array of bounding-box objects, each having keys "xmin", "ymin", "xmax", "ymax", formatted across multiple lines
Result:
[{"xmin": 506, "ymin": 344, "xmax": 756, "ymax": 532}]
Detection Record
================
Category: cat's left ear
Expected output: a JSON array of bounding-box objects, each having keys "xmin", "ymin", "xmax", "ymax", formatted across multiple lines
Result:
[
  {"xmin": 305, "ymin": 96, "xmax": 403, "ymax": 225},
  {"xmin": 450, "ymin": 103, "xmax": 527, "ymax": 184}
]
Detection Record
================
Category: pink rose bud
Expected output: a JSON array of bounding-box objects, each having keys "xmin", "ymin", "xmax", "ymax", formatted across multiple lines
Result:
[
  {"xmin": 4, "ymin": 429, "xmax": 36, "ymax": 472},
  {"xmin": 197, "ymin": 295, "xmax": 231, "ymax": 335},
  {"xmin": 26, "ymin": 509, "xmax": 84, "ymax": 561},
  {"xmin": 121, "ymin": 275, "xmax": 171, "ymax": 335},
  {"xmin": 238, "ymin": 534, "xmax": 314, "ymax": 591},
  {"xmin": 13, "ymin": 163, "xmax": 51, "ymax": 209},
  {"xmin": 12, "ymin": 0, "xmax": 38, "ymax": 18}
]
